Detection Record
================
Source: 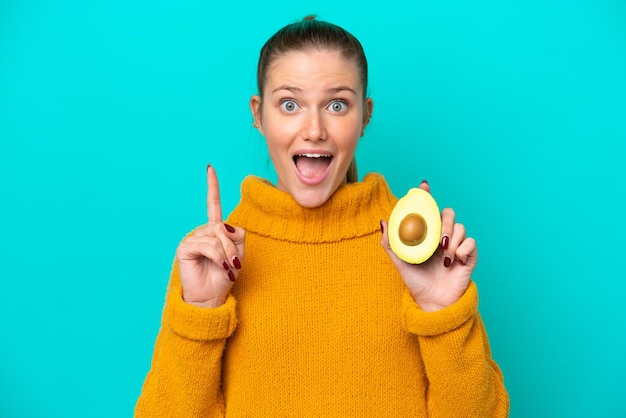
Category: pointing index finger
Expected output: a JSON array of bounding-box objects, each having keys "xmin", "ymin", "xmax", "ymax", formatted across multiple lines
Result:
[{"xmin": 206, "ymin": 165, "xmax": 222, "ymax": 224}]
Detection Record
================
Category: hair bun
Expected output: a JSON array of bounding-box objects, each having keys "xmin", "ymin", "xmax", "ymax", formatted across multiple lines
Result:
[{"xmin": 303, "ymin": 15, "xmax": 317, "ymax": 21}]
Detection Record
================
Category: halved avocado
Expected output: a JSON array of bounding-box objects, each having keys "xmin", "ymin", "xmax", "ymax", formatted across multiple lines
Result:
[{"xmin": 388, "ymin": 188, "xmax": 442, "ymax": 264}]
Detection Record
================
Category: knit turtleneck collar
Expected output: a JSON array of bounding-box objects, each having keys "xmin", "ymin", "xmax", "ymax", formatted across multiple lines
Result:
[{"xmin": 227, "ymin": 173, "xmax": 398, "ymax": 243}]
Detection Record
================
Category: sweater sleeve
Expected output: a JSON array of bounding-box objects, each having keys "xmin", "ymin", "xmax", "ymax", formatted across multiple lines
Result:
[
  {"xmin": 134, "ymin": 259, "xmax": 237, "ymax": 418},
  {"xmin": 401, "ymin": 281, "xmax": 510, "ymax": 418}
]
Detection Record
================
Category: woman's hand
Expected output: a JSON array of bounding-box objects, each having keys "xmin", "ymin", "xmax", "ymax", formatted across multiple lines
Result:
[
  {"xmin": 380, "ymin": 182, "xmax": 476, "ymax": 312},
  {"xmin": 175, "ymin": 165, "xmax": 245, "ymax": 308}
]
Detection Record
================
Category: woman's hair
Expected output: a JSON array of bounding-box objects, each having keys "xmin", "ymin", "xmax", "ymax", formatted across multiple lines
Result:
[{"xmin": 256, "ymin": 16, "xmax": 368, "ymax": 183}]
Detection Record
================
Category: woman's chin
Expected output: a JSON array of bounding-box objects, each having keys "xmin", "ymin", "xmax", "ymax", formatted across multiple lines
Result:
[
  {"xmin": 293, "ymin": 192, "xmax": 331, "ymax": 208},
  {"xmin": 281, "ymin": 169, "xmax": 346, "ymax": 208},
  {"xmin": 288, "ymin": 185, "xmax": 336, "ymax": 208}
]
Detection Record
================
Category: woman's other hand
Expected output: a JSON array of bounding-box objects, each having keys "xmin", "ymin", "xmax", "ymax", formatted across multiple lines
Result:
[
  {"xmin": 380, "ymin": 182, "xmax": 476, "ymax": 312},
  {"xmin": 176, "ymin": 165, "xmax": 246, "ymax": 308}
]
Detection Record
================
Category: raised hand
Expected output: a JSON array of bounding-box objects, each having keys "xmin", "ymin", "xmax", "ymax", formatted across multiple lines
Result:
[
  {"xmin": 175, "ymin": 165, "xmax": 245, "ymax": 308},
  {"xmin": 380, "ymin": 182, "xmax": 476, "ymax": 312}
]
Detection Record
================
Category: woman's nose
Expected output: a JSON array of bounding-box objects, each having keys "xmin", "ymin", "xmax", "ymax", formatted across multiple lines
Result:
[{"xmin": 302, "ymin": 110, "xmax": 327, "ymax": 141}]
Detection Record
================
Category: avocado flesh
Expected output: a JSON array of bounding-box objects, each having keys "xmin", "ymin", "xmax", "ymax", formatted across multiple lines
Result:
[{"xmin": 388, "ymin": 188, "xmax": 442, "ymax": 264}]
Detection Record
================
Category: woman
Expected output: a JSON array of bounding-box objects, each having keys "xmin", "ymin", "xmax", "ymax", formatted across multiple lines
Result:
[{"xmin": 135, "ymin": 16, "xmax": 509, "ymax": 417}]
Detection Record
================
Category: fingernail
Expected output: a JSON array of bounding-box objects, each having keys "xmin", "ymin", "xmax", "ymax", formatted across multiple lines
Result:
[
  {"xmin": 206, "ymin": 163, "xmax": 211, "ymax": 172},
  {"xmin": 232, "ymin": 256, "xmax": 242, "ymax": 270},
  {"xmin": 228, "ymin": 270, "xmax": 236, "ymax": 282},
  {"xmin": 379, "ymin": 220, "xmax": 384, "ymax": 234},
  {"xmin": 224, "ymin": 223, "xmax": 236, "ymax": 233},
  {"xmin": 444, "ymin": 256, "xmax": 452, "ymax": 268},
  {"xmin": 441, "ymin": 235, "xmax": 449, "ymax": 250},
  {"xmin": 222, "ymin": 261, "xmax": 230, "ymax": 271}
]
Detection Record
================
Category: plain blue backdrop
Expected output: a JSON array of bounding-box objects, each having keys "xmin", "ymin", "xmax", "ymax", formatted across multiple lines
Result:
[{"xmin": 1, "ymin": 1, "xmax": 625, "ymax": 417}]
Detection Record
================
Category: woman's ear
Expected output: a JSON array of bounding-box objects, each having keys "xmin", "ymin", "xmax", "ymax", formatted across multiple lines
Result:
[
  {"xmin": 250, "ymin": 95, "xmax": 263, "ymax": 134},
  {"xmin": 362, "ymin": 98, "xmax": 374, "ymax": 130}
]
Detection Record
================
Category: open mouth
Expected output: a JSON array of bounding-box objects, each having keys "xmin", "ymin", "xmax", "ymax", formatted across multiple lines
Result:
[{"xmin": 293, "ymin": 153, "xmax": 333, "ymax": 182}]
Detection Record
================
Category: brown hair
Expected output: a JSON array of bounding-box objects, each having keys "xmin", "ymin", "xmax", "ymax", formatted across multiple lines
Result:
[{"xmin": 256, "ymin": 16, "xmax": 368, "ymax": 183}]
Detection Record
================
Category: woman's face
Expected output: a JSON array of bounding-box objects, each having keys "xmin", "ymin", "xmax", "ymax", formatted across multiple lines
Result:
[{"xmin": 251, "ymin": 49, "xmax": 373, "ymax": 208}]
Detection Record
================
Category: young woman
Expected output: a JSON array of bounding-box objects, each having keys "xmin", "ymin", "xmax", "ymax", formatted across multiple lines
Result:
[{"xmin": 135, "ymin": 16, "xmax": 509, "ymax": 417}]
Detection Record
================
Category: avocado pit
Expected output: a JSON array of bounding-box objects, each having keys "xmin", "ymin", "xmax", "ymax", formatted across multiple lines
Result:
[{"xmin": 399, "ymin": 213, "xmax": 427, "ymax": 246}]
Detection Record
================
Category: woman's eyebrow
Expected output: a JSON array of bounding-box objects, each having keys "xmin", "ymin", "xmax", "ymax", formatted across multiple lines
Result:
[
  {"xmin": 272, "ymin": 85, "xmax": 302, "ymax": 94},
  {"xmin": 325, "ymin": 86, "xmax": 357, "ymax": 95}
]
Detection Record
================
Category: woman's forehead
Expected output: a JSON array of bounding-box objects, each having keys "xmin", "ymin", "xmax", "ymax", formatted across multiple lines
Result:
[{"xmin": 265, "ymin": 50, "xmax": 362, "ymax": 91}]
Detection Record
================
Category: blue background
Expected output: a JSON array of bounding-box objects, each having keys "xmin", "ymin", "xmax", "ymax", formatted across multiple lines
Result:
[{"xmin": 1, "ymin": 1, "xmax": 625, "ymax": 417}]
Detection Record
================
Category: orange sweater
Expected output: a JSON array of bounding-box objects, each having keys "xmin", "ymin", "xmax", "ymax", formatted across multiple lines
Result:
[{"xmin": 135, "ymin": 173, "xmax": 509, "ymax": 417}]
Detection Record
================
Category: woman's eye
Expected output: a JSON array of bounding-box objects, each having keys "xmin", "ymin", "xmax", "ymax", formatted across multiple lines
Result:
[
  {"xmin": 280, "ymin": 100, "xmax": 299, "ymax": 112},
  {"xmin": 328, "ymin": 100, "xmax": 347, "ymax": 113}
]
